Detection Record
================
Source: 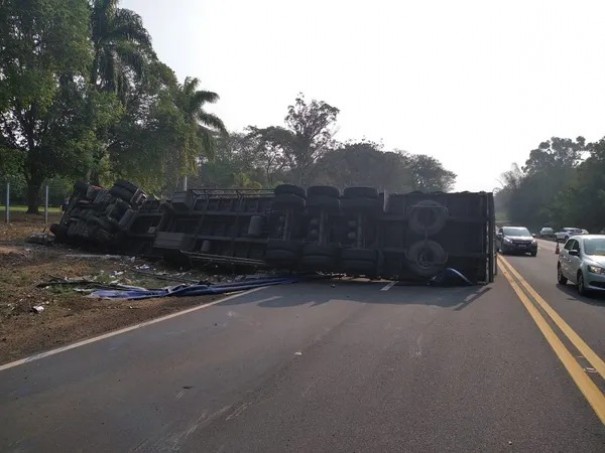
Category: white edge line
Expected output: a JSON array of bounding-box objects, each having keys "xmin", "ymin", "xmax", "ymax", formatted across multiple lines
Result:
[
  {"xmin": 380, "ymin": 281, "xmax": 397, "ymax": 291},
  {"xmin": 0, "ymin": 287, "xmax": 267, "ymax": 372}
]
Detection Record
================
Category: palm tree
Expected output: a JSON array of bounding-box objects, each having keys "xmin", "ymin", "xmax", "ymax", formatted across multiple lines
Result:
[
  {"xmin": 90, "ymin": 0, "xmax": 154, "ymax": 101},
  {"xmin": 176, "ymin": 76, "xmax": 227, "ymax": 159}
]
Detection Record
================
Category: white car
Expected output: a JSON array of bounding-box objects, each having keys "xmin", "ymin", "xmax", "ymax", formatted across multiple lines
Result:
[
  {"xmin": 557, "ymin": 235, "xmax": 605, "ymax": 296},
  {"xmin": 554, "ymin": 227, "xmax": 584, "ymax": 242}
]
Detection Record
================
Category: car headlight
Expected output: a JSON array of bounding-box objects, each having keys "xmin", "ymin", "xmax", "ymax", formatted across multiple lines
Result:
[
  {"xmin": 587, "ymin": 265, "xmax": 605, "ymax": 275},
  {"xmin": 503, "ymin": 237, "xmax": 512, "ymax": 244},
  {"xmin": 531, "ymin": 239, "xmax": 537, "ymax": 245}
]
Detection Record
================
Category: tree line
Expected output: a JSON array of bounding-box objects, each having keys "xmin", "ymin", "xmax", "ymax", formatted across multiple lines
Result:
[
  {"xmin": 495, "ymin": 136, "xmax": 605, "ymax": 233},
  {"xmin": 0, "ymin": 0, "xmax": 456, "ymax": 213},
  {"xmin": 189, "ymin": 94, "xmax": 456, "ymax": 194}
]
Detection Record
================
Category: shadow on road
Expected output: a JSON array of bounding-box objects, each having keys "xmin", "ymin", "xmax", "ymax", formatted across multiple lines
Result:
[
  {"xmin": 555, "ymin": 283, "xmax": 605, "ymax": 306},
  {"xmin": 221, "ymin": 279, "xmax": 492, "ymax": 311}
]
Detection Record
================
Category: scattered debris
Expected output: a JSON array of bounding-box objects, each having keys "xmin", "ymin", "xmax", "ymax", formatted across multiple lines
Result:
[
  {"xmin": 38, "ymin": 277, "xmax": 147, "ymax": 291},
  {"xmin": 88, "ymin": 275, "xmax": 302, "ymax": 300},
  {"xmin": 31, "ymin": 306, "xmax": 45, "ymax": 314},
  {"xmin": 294, "ymin": 351, "xmax": 303, "ymax": 356},
  {"xmin": 64, "ymin": 254, "xmax": 126, "ymax": 260},
  {"xmin": 133, "ymin": 269, "xmax": 205, "ymax": 284},
  {"xmin": 27, "ymin": 233, "xmax": 54, "ymax": 245}
]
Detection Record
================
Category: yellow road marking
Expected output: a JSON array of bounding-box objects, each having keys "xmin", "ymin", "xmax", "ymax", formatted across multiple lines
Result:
[
  {"xmin": 499, "ymin": 264, "xmax": 605, "ymax": 424},
  {"xmin": 500, "ymin": 256, "xmax": 605, "ymax": 381}
]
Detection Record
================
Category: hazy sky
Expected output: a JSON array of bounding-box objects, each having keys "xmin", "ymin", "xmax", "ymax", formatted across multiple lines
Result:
[{"xmin": 122, "ymin": 0, "xmax": 605, "ymax": 191}]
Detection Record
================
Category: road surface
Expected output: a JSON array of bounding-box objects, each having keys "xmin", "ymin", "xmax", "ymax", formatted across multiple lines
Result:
[{"xmin": 1, "ymin": 238, "xmax": 604, "ymax": 452}]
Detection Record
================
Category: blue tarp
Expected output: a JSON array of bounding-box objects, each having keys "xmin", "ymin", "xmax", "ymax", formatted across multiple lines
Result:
[
  {"xmin": 429, "ymin": 268, "xmax": 474, "ymax": 287},
  {"xmin": 88, "ymin": 276, "xmax": 301, "ymax": 300}
]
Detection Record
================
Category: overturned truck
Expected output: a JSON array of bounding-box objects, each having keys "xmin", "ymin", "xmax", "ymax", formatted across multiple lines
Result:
[{"xmin": 51, "ymin": 181, "xmax": 496, "ymax": 284}]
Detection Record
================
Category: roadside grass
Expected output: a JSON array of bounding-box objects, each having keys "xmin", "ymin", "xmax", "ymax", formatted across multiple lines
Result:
[{"xmin": 1, "ymin": 212, "xmax": 62, "ymax": 243}]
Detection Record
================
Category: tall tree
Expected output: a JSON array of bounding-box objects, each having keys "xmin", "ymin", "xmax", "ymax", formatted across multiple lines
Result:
[
  {"xmin": 89, "ymin": 0, "xmax": 154, "ymax": 100},
  {"xmin": 172, "ymin": 77, "xmax": 226, "ymax": 178},
  {"xmin": 503, "ymin": 136, "xmax": 585, "ymax": 229},
  {"xmin": 310, "ymin": 141, "xmax": 411, "ymax": 191},
  {"xmin": 88, "ymin": 0, "xmax": 156, "ymax": 183},
  {"xmin": 405, "ymin": 154, "xmax": 456, "ymax": 192},
  {"xmin": 0, "ymin": 0, "xmax": 114, "ymax": 213},
  {"xmin": 105, "ymin": 66, "xmax": 226, "ymax": 193},
  {"xmin": 252, "ymin": 94, "xmax": 339, "ymax": 186},
  {"xmin": 551, "ymin": 138, "xmax": 605, "ymax": 232}
]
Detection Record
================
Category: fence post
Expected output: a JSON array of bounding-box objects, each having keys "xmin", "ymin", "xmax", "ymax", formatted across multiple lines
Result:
[
  {"xmin": 45, "ymin": 185, "xmax": 49, "ymax": 225},
  {"xmin": 5, "ymin": 182, "xmax": 9, "ymax": 224},
  {"xmin": 183, "ymin": 175, "xmax": 188, "ymax": 191}
]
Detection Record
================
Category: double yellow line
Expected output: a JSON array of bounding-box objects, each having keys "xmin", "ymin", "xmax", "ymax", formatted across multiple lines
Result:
[{"xmin": 499, "ymin": 256, "xmax": 605, "ymax": 424}]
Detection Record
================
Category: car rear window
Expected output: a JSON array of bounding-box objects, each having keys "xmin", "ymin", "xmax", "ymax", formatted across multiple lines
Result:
[{"xmin": 503, "ymin": 227, "xmax": 531, "ymax": 237}]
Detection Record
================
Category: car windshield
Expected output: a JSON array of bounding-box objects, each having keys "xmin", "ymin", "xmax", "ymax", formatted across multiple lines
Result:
[
  {"xmin": 503, "ymin": 227, "xmax": 531, "ymax": 237},
  {"xmin": 583, "ymin": 238, "xmax": 605, "ymax": 256}
]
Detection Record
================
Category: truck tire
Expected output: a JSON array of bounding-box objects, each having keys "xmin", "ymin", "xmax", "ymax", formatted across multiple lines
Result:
[
  {"xmin": 114, "ymin": 179, "xmax": 138, "ymax": 194},
  {"xmin": 110, "ymin": 186, "xmax": 133, "ymax": 203},
  {"xmin": 93, "ymin": 189, "xmax": 112, "ymax": 206},
  {"xmin": 406, "ymin": 240, "xmax": 448, "ymax": 277},
  {"xmin": 408, "ymin": 200, "xmax": 449, "ymax": 236}
]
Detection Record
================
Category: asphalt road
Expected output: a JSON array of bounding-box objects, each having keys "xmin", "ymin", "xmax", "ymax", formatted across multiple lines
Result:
[{"xmin": 1, "ymin": 244, "xmax": 605, "ymax": 452}]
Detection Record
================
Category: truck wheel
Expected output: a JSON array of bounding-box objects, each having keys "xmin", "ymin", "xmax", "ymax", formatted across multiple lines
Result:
[
  {"xmin": 406, "ymin": 240, "xmax": 448, "ymax": 278},
  {"xmin": 408, "ymin": 200, "xmax": 449, "ymax": 236}
]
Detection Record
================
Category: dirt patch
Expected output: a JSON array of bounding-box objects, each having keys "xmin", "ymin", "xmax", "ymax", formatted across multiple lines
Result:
[{"xmin": 0, "ymin": 216, "xmax": 237, "ymax": 364}]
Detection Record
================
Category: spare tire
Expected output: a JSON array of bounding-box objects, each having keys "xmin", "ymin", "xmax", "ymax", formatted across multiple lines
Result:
[
  {"xmin": 307, "ymin": 186, "xmax": 340, "ymax": 198},
  {"xmin": 274, "ymin": 184, "xmax": 305, "ymax": 198},
  {"xmin": 408, "ymin": 200, "xmax": 449, "ymax": 236},
  {"xmin": 406, "ymin": 240, "xmax": 448, "ymax": 278},
  {"xmin": 343, "ymin": 187, "xmax": 378, "ymax": 199}
]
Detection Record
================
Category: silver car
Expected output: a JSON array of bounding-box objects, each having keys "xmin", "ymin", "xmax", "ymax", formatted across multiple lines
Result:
[{"xmin": 557, "ymin": 235, "xmax": 605, "ymax": 296}]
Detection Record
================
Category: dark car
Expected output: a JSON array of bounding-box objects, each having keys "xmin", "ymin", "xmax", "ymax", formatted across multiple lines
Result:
[{"xmin": 497, "ymin": 226, "xmax": 538, "ymax": 256}]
